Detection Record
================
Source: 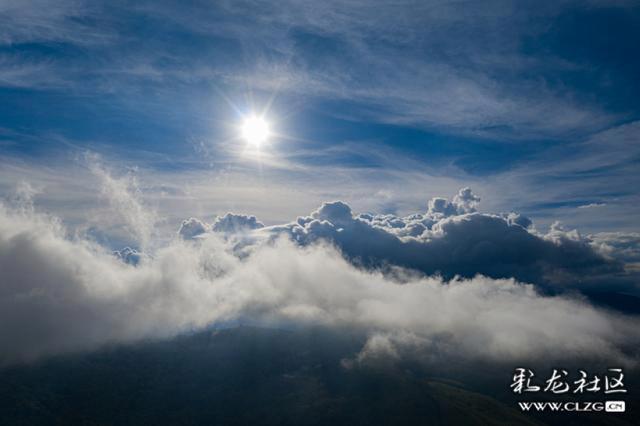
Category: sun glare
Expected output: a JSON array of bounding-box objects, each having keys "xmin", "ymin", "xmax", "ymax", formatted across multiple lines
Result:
[{"xmin": 241, "ymin": 116, "xmax": 270, "ymax": 147}]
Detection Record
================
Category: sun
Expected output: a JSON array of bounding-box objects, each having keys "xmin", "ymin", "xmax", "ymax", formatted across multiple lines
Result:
[{"xmin": 241, "ymin": 115, "xmax": 270, "ymax": 147}]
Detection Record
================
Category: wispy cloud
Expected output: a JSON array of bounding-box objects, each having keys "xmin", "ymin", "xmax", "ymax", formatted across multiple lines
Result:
[
  {"xmin": 579, "ymin": 202, "xmax": 606, "ymax": 209},
  {"xmin": 0, "ymin": 0, "xmax": 633, "ymax": 138}
]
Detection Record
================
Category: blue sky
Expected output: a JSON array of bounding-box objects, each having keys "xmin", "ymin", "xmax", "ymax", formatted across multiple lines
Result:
[
  {"xmin": 2, "ymin": 0, "xmax": 640, "ymax": 370},
  {"xmin": 1, "ymin": 0, "xmax": 639, "ymax": 235}
]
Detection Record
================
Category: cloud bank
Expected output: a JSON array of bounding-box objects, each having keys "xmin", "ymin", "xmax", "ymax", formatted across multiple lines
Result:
[
  {"xmin": 252, "ymin": 189, "xmax": 635, "ymax": 295},
  {"xmin": 0, "ymin": 187, "xmax": 639, "ymax": 366}
]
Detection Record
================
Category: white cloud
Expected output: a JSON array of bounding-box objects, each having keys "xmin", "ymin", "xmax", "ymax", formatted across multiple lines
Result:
[
  {"xmin": 263, "ymin": 188, "xmax": 637, "ymax": 294},
  {"xmin": 178, "ymin": 217, "xmax": 210, "ymax": 240},
  {"xmin": 476, "ymin": 120, "xmax": 640, "ymax": 231},
  {"xmin": 578, "ymin": 203, "xmax": 607, "ymax": 209},
  {"xmin": 0, "ymin": 0, "xmax": 626, "ymax": 137},
  {"xmin": 0, "ymin": 199, "xmax": 638, "ymax": 366},
  {"xmin": 212, "ymin": 213, "xmax": 264, "ymax": 233},
  {"xmin": 0, "ymin": 0, "xmax": 108, "ymax": 46},
  {"xmin": 88, "ymin": 159, "xmax": 158, "ymax": 249},
  {"xmin": 589, "ymin": 232, "xmax": 640, "ymax": 268}
]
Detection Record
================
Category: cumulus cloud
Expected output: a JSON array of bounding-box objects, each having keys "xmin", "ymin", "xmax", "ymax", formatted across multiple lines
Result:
[
  {"xmin": 178, "ymin": 217, "xmax": 210, "ymax": 240},
  {"xmin": 113, "ymin": 246, "xmax": 144, "ymax": 266},
  {"xmin": 212, "ymin": 213, "xmax": 264, "ymax": 233},
  {"xmin": 589, "ymin": 232, "xmax": 640, "ymax": 268},
  {"xmin": 265, "ymin": 189, "xmax": 634, "ymax": 294},
  {"xmin": 502, "ymin": 212, "xmax": 533, "ymax": 229},
  {"xmin": 426, "ymin": 188, "xmax": 479, "ymax": 218},
  {"xmin": 0, "ymin": 196, "xmax": 639, "ymax": 366},
  {"xmin": 453, "ymin": 187, "xmax": 481, "ymax": 214},
  {"xmin": 177, "ymin": 213, "xmax": 264, "ymax": 240}
]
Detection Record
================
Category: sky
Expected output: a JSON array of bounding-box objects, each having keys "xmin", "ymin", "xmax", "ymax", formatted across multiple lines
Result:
[
  {"xmin": 1, "ymin": 0, "xmax": 639, "ymax": 237},
  {"xmin": 1, "ymin": 1, "xmax": 640, "ymax": 367}
]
